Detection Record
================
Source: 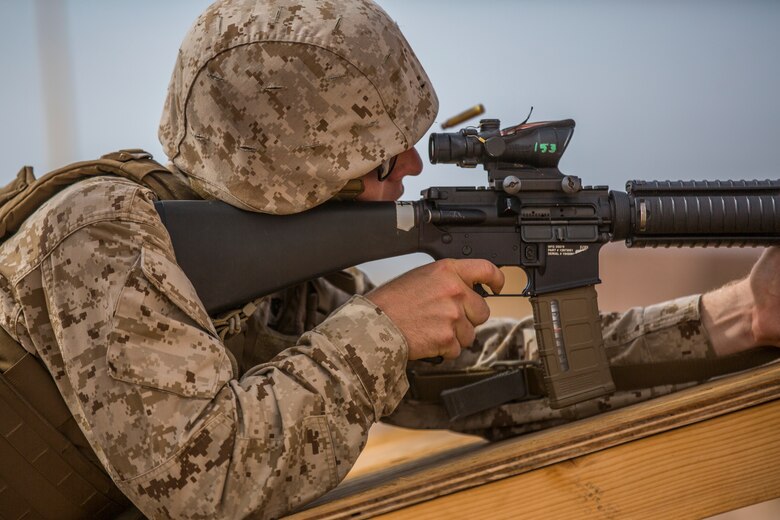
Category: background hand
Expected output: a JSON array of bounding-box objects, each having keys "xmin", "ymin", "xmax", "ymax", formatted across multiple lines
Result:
[
  {"xmin": 702, "ymin": 246, "xmax": 780, "ymax": 355},
  {"xmin": 747, "ymin": 246, "xmax": 780, "ymax": 347}
]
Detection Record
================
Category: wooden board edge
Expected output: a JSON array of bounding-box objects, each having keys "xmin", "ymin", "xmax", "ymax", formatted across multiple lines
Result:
[
  {"xmin": 376, "ymin": 398, "xmax": 780, "ymax": 519},
  {"xmin": 290, "ymin": 362, "xmax": 780, "ymax": 519}
]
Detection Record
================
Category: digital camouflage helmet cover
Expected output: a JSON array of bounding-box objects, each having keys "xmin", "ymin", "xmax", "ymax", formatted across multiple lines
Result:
[{"xmin": 159, "ymin": 0, "xmax": 439, "ymax": 214}]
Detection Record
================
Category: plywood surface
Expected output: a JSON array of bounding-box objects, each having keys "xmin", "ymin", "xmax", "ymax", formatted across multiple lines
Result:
[
  {"xmin": 378, "ymin": 398, "xmax": 780, "ymax": 519},
  {"xmin": 289, "ymin": 361, "xmax": 780, "ymax": 519}
]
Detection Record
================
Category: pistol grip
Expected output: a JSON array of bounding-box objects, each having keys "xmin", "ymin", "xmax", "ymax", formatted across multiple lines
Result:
[{"xmin": 530, "ymin": 285, "xmax": 615, "ymax": 408}]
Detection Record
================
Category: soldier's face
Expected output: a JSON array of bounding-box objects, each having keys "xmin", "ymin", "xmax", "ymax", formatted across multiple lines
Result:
[{"xmin": 356, "ymin": 148, "xmax": 423, "ymax": 202}]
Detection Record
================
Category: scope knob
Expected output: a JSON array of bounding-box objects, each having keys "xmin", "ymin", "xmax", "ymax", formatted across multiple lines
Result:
[
  {"xmin": 502, "ymin": 175, "xmax": 522, "ymax": 195},
  {"xmin": 561, "ymin": 175, "xmax": 582, "ymax": 194},
  {"xmin": 485, "ymin": 136, "xmax": 506, "ymax": 158},
  {"xmin": 479, "ymin": 118, "xmax": 501, "ymax": 132}
]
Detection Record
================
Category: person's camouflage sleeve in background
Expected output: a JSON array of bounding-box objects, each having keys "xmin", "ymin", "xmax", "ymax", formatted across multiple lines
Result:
[
  {"xmin": 385, "ymin": 294, "xmax": 711, "ymax": 439},
  {"xmin": 0, "ymin": 177, "xmax": 408, "ymax": 519}
]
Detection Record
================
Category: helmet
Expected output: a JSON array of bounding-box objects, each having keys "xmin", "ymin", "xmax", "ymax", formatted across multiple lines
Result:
[{"xmin": 159, "ymin": 0, "xmax": 438, "ymax": 214}]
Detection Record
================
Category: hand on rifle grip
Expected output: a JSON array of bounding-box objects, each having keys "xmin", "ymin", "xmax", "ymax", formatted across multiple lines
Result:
[{"xmin": 366, "ymin": 259, "xmax": 504, "ymax": 361}]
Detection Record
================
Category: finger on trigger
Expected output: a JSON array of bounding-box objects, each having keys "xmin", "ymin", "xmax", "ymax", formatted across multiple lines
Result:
[
  {"xmin": 455, "ymin": 259, "xmax": 505, "ymax": 295},
  {"xmin": 485, "ymin": 264, "xmax": 505, "ymax": 295}
]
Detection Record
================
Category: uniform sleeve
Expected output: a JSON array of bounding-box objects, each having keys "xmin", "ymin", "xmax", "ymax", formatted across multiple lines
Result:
[
  {"xmin": 30, "ymin": 188, "xmax": 409, "ymax": 519},
  {"xmin": 467, "ymin": 295, "xmax": 714, "ymax": 366},
  {"xmin": 600, "ymin": 294, "xmax": 714, "ymax": 365}
]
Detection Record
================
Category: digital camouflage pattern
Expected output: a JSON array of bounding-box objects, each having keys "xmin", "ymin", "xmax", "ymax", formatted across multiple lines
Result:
[
  {"xmin": 159, "ymin": 0, "xmax": 438, "ymax": 215},
  {"xmin": 215, "ymin": 267, "xmax": 375, "ymax": 375},
  {"xmin": 0, "ymin": 177, "xmax": 409, "ymax": 519}
]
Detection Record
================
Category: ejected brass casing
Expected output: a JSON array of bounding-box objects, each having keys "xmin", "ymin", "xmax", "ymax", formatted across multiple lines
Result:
[{"xmin": 441, "ymin": 104, "xmax": 485, "ymax": 129}]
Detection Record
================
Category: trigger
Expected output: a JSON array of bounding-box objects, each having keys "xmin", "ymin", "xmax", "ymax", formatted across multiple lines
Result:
[{"xmin": 472, "ymin": 283, "xmax": 489, "ymax": 297}]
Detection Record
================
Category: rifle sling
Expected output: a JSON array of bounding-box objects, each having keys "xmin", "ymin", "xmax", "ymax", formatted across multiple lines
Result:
[
  {"xmin": 407, "ymin": 347, "xmax": 780, "ymax": 420},
  {"xmin": 439, "ymin": 368, "xmax": 543, "ymax": 421},
  {"xmin": 609, "ymin": 346, "xmax": 780, "ymax": 391}
]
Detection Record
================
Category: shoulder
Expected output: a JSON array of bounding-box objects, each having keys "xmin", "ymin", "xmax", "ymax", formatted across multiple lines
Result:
[
  {"xmin": 40, "ymin": 175, "xmax": 159, "ymax": 231},
  {"xmin": 0, "ymin": 177, "xmax": 164, "ymax": 284}
]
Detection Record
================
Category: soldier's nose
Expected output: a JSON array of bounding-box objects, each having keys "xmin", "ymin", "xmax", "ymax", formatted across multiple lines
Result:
[{"xmin": 390, "ymin": 148, "xmax": 423, "ymax": 179}]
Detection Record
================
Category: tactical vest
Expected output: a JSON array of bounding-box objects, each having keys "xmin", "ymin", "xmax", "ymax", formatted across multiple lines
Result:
[{"xmin": 0, "ymin": 150, "xmax": 198, "ymax": 519}]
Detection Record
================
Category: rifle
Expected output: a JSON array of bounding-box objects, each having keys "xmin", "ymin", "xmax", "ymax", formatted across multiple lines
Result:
[{"xmin": 155, "ymin": 118, "xmax": 780, "ymax": 409}]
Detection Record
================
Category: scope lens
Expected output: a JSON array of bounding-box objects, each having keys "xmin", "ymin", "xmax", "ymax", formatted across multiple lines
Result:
[
  {"xmin": 428, "ymin": 134, "xmax": 439, "ymax": 164},
  {"xmin": 429, "ymin": 132, "xmax": 473, "ymax": 164},
  {"xmin": 429, "ymin": 133, "xmax": 455, "ymax": 164}
]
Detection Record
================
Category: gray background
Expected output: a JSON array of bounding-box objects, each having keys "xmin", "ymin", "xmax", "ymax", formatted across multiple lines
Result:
[
  {"xmin": 1, "ymin": 0, "xmax": 779, "ymax": 283},
  {"xmin": 1, "ymin": 3, "xmax": 779, "ymax": 516}
]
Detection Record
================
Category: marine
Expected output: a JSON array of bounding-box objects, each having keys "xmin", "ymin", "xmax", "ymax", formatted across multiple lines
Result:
[{"xmin": 0, "ymin": 0, "xmax": 779, "ymax": 518}]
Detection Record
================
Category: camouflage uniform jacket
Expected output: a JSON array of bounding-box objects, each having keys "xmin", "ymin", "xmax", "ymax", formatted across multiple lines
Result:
[{"xmin": 0, "ymin": 176, "xmax": 409, "ymax": 519}]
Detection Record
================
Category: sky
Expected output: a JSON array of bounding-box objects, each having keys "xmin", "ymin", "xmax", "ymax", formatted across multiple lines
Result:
[{"xmin": 1, "ymin": 0, "xmax": 779, "ymax": 281}]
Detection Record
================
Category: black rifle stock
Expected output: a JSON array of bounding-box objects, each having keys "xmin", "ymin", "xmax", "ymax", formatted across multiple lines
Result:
[{"xmin": 156, "ymin": 118, "xmax": 780, "ymax": 408}]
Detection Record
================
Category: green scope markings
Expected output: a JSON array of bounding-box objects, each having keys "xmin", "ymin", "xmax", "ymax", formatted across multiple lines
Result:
[{"xmin": 534, "ymin": 142, "xmax": 557, "ymax": 153}]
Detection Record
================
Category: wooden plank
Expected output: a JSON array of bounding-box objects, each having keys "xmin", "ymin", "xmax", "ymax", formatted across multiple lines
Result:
[
  {"xmin": 289, "ymin": 361, "xmax": 780, "ymax": 519},
  {"xmin": 377, "ymin": 398, "xmax": 780, "ymax": 519}
]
